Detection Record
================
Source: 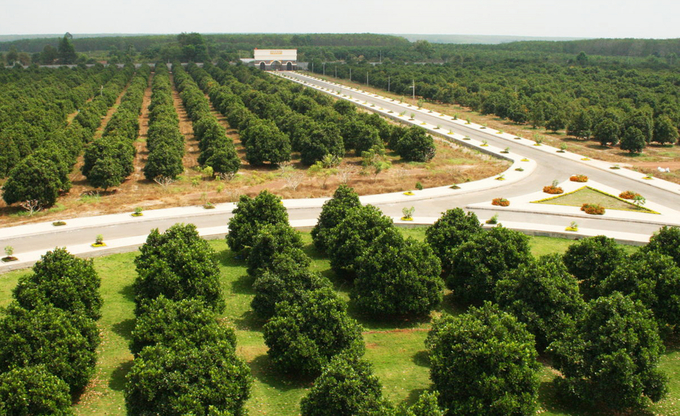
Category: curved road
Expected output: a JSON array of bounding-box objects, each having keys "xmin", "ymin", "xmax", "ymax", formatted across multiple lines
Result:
[{"xmin": 2, "ymin": 71, "xmax": 680, "ymax": 270}]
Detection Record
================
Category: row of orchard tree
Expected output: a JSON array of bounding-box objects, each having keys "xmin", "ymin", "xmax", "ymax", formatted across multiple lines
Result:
[
  {"xmin": 226, "ymin": 189, "xmax": 442, "ymax": 415},
  {"xmin": 196, "ymin": 60, "xmax": 436, "ymax": 167},
  {"xmin": 314, "ymin": 58, "xmax": 680, "ymax": 153},
  {"xmin": 124, "ymin": 223, "xmax": 252, "ymax": 415},
  {"xmin": 2, "ymin": 65, "xmax": 133, "ymax": 209},
  {"xmin": 82, "ymin": 65, "xmax": 150, "ymax": 190},
  {"xmin": 0, "ymin": 248, "xmax": 102, "ymax": 414},
  {"xmin": 230, "ymin": 185, "xmax": 679, "ymax": 414}
]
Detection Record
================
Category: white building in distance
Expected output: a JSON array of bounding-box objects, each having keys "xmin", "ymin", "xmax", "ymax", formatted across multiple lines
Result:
[{"xmin": 253, "ymin": 49, "xmax": 297, "ymax": 70}]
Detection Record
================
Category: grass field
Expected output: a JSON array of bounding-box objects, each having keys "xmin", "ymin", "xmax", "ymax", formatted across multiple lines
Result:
[{"xmin": 0, "ymin": 230, "xmax": 676, "ymax": 415}]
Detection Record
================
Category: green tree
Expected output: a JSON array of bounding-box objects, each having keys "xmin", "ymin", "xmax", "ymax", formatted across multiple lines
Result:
[
  {"xmin": 643, "ymin": 226, "xmax": 680, "ymax": 267},
  {"xmin": 242, "ymin": 120, "xmax": 291, "ymax": 166},
  {"xmin": 205, "ymin": 144, "xmax": 241, "ymax": 179},
  {"xmin": 550, "ymin": 293, "xmax": 668, "ymax": 411},
  {"xmin": 0, "ymin": 303, "xmax": 97, "ymax": 393},
  {"xmin": 131, "ymin": 296, "xmax": 236, "ymax": 356},
  {"xmin": 14, "ymin": 247, "xmax": 102, "ymax": 320},
  {"xmin": 446, "ymin": 226, "xmax": 531, "ymax": 305},
  {"xmin": 58, "ymin": 33, "xmax": 77, "ymax": 64},
  {"xmin": 143, "ymin": 142, "xmax": 184, "ymax": 180},
  {"xmin": 134, "ymin": 223, "xmax": 225, "ymax": 313},
  {"xmin": 300, "ymin": 354, "xmax": 392, "ymax": 416},
  {"xmin": 353, "ymin": 228, "xmax": 443, "ymax": 318},
  {"xmin": 298, "ymin": 122, "xmax": 345, "ymax": 166},
  {"xmin": 600, "ymin": 251, "xmax": 680, "ymax": 338},
  {"xmin": 226, "ymin": 190, "xmax": 289, "ymax": 254},
  {"xmin": 311, "ymin": 184, "xmax": 362, "ymax": 252},
  {"xmin": 125, "ymin": 340, "xmax": 252, "ymax": 416},
  {"xmin": 425, "ymin": 208, "xmax": 482, "ymax": 275},
  {"xmin": 426, "ymin": 303, "xmax": 540, "ymax": 416},
  {"xmin": 394, "ymin": 126, "xmax": 435, "ymax": 162},
  {"xmin": 0, "ymin": 365, "xmax": 73, "ymax": 416},
  {"xmin": 87, "ymin": 155, "xmax": 126, "ymax": 191},
  {"xmin": 263, "ymin": 287, "xmax": 365, "ymax": 376},
  {"xmin": 567, "ymin": 108, "xmax": 593, "ymax": 140},
  {"xmin": 652, "ymin": 115, "xmax": 678, "ymax": 145},
  {"xmin": 593, "ymin": 118, "xmax": 620, "ymax": 146},
  {"xmin": 2, "ymin": 155, "xmax": 62, "ymax": 207},
  {"xmin": 326, "ymin": 204, "xmax": 394, "ymax": 279},
  {"xmin": 252, "ymin": 264, "xmax": 331, "ymax": 320},
  {"xmin": 246, "ymin": 223, "xmax": 306, "ymax": 277},
  {"xmin": 494, "ymin": 254, "xmax": 585, "ymax": 351},
  {"xmin": 562, "ymin": 235, "xmax": 625, "ymax": 300},
  {"xmin": 620, "ymin": 126, "xmax": 647, "ymax": 153}
]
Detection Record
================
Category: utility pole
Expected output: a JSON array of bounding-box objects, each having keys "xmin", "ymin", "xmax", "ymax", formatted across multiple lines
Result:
[
  {"xmin": 323, "ymin": 62, "xmax": 326, "ymax": 75},
  {"xmin": 311, "ymin": 62, "xmax": 314, "ymax": 73},
  {"xmin": 366, "ymin": 71, "xmax": 369, "ymax": 86},
  {"xmin": 349, "ymin": 67, "xmax": 352, "ymax": 82},
  {"xmin": 388, "ymin": 76, "xmax": 390, "ymax": 92}
]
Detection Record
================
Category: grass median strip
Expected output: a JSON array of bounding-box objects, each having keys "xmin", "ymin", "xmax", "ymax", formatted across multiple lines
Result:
[{"xmin": 532, "ymin": 186, "xmax": 658, "ymax": 214}]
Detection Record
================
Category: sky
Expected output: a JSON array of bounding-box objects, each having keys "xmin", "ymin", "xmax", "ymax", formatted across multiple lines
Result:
[{"xmin": 1, "ymin": 0, "xmax": 677, "ymax": 39}]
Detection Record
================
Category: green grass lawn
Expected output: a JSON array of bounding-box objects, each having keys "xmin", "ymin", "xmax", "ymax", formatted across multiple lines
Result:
[
  {"xmin": 0, "ymin": 231, "xmax": 674, "ymax": 416},
  {"xmin": 534, "ymin": 186, "xmax": 657, "ymax": 213}
]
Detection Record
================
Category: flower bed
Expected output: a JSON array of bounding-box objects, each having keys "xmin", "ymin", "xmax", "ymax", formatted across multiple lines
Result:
[
  {"xmin": 619, "ymin": 190, "xmax": 641, "ymax": 200},
  {"xmin": 492, "ymin": 198, "xmax": 510, "ymax": 207},
  {"xmin": 581, "ymin": 203, "xmax": 605, "ymax": 215},
  {"xmin": 543, "ymin": 186, "xmax": 564, "ymax": 194},
  {"xmin": 570, "ymin": 174, "xmax": 588, "ymax": 182}
]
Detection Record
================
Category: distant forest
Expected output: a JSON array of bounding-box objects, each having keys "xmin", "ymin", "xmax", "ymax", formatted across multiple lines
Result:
[{"xmin": 1, "ymin": 33, "xmax": 680, "ymax": 67}]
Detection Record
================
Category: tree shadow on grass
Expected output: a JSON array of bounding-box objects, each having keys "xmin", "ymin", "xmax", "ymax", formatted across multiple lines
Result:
[
  {"xmin": 248, "ymin": 354, "xmax": 312, "ymax": 391},
  {"xmin": 405, "ymin": 388, "xmax": 428, "ymax": 407},
  {"xmin": 347, "ymin": 301, "xmax": 431, "ymax": 331},
  {"xmin": 109, "ymin": 359, "xmax": 134, "ymax": 392},
  {"xmin": 439, "ymin": 292, "xmax": 467, "ymax": 317},
  {"xmin": 112, "ymin": 318, "xmax": 135, "ymax": 340},
  {"xmin": 412, "ymin": 350, "xmax": 429, "ymax": 368},
  {"xmin": 119, "ymin": 284, "xmax": 135, "ymax": 302},
  {"xmin": 231, "ymin": 273, "xmax": 255, "ymax": 295},
  {"xmin": 234, "ymin": 309, "xmax": 263, "ymax": 331}
]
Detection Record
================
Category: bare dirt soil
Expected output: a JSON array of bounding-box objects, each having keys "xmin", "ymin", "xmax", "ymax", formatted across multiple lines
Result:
[{"xmin": 0, "ymin": 74, "xmax": 508, "ymax": 227}]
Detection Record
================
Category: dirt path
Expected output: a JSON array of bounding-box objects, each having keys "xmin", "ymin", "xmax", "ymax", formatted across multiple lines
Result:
[
  {"xmin": 170, "ymin": 73, "xmax": 201, "ymax": 173},
  {"xmin": 130, "ymin": 72, "xmax": 153, "ymax": 186}
]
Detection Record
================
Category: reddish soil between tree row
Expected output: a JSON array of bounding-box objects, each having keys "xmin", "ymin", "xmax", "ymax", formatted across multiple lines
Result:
[{"xmin": 0, "ymin": 72, "xmax": 508, "ymax": 227}]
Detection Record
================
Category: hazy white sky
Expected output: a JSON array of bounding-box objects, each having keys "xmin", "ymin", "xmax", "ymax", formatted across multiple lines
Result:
[{"xmin": 1, "ymin": 0, "xmax": 677, "ymax": 39}]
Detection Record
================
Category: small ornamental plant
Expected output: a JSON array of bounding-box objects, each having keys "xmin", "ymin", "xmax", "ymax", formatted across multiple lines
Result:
[
  {"xmin": 581, "ymin": 157, "xmax": 591, "ymax": 161},
  {"xmin": 643, "ymin": 173, "xmax": 654, "ymax": 180},
  {"xmin": 501, "ymin": 147, "xmax": 510, "ymax": 154},
  {"xmin": 565, "ymin": 221, "xmax": 579, "ymax": 232},
  {"xmin": 558, "ymin": 143, "xmax": 568, "ymax": 153},
  {"xmin": 403, "ymin": 191, "xmax": 415, "ymax": 196},
  {"xmin": 581, "ymin": 203, "xmax": 605, "ymax": 215},
  {"xmin": 495, "ymin": 174, "xmax": 505, "ymax": 181},
  {"xmin": 480, "ymin": 123, "xmax": 487, "ymax": 129},
  {"xmin": 2, "ymin": 246, "xmax": 17, "ymax": 262},
  {"xmin": 514, "ymin": 136, "xmax": 522, "ymax": 140},
  {"xmin": 480, "ymin": 140, "xmax": 488, "ymax": 147},
  {"xmin": 132, "ymin": 207, "xmax": 143, "ymax": 217},
  {"xmin": 450, "ymin": 184, "xmax": 461, "ymax": 189},
  {"xmin": 619, "ymin": 190, "xmax": 641, "ymax": 200},
  {"xmin": 486, "ymin": 214, "xmax": 499, "ymax": 224},
  {"xmin": 465, "ymin": 117, "xmax": 471, "ymax": 124},
  {"xmin": 92, "ymin": 234, "xmax": 106, "ymax": 247},
  {"xmin": 543, "ymin": 180, "xmax": 564, "ymax": 194},
  {"xmin": 204, "ymin": 202, "xmax": 215, "ymax": 209},
  {"xmin": 463, "ymin": 136, "xmax": 471, "ymax": 140},
  {"xmin": 52, "ymin": 221, "xmax": 66, "ymax": 226},
  {"xmin": 610, "ymin": 164, "xmax": 621, "ymax": 169},
  {"xmin": 492, "ymin": 198, "xmax": 510, "ymax": 207},
  {"xmin": 401, "ymin": 206, "xmax": 415, "ymax": 221},
  {"xmin": 515, "ymin": 167, "xmax": 524, "ymax": 172},
  {"xmin": 521, "ymin": 158, "xmax": 530, "ymax": 162},
  {"xmin": 415, "ymin": 182, "xmax": 424, "ymax": 190},
  {"xmin": 570, "ymin": 174, "xmax": 588, "ymax": 182}
]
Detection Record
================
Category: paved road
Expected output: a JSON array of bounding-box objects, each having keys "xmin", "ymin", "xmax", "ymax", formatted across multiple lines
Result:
[{"xmin": 2, "ymin": 71, "xmax": 680, "ymax": 271}]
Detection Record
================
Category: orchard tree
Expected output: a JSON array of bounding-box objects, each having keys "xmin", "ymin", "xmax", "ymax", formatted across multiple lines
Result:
[
  {"xmin": 87, "ymin": 155, "xmax": 126, "ymax": 191},
  {"xmin": 562, "ymin": 235, "xmax": 626, "ymax": 300},
  {"xmin": 246, "ymin": 223, "xmax": 306, "ymax": 277},
  {"xmin": 298, "ymin": 122, "xmax": 345, "ymax": 166},
  {"xmin": 2, "ymin": 155, "xmax": 62, "ymax": 207},
  {"xmin": 14, "ymin": 247, "xmax": 102, "ymax": 320},
  {"xmin": 600, "ymin": 251, "xmax": 680, "ymax": 338},
  {"xmin": 494, "ymin": 254, "xmax": 585, "ymax": 351},
  {"xmin": 125, "ymin": 340, "xmax": 252, "ymax": 416},
  {"xmin": 299, "ymin": 353, "xmax": 392, "ymax": 416},
  {"xmin": 326, "ymin": 204, "xmax": 394, "ymax": 279},
  {"xmin": 620, "ymin": 126, "xmax": 647, "ymax": 153},
  {"xmin": 446, "ymin": 226, "xmax": 532, "ymax": 305},
  {"xmin": 567, "ymin": 109, "xmax": 593, "ymax": 140},
  {"xmin": 227, "ymin": 190, "xmax": 289, "ymax": 254},
  {"xmin": 593, "ymin": 118, "xmax": 620, "ymax": 146},
  {"xmin": 263, "ymin": 287, "xmax": 365, "ymax": 376},
  {"xmin": 0, "ymin": 303, "xmax": 97, "ymax": 393},
  {"xmin": 143, "ymin": 142, "xmax": 184, "ymax": 180},
  {"xmin": 242, "ymin": 120, "xmax": 291, "ymax": 166},
  {"xmin": 353, "ymin": 228, "xmax": 443, "ymax": 318},
  {"xmin": 550, "ymin": 293, "xmax": 668, "ymax": 411},
  {"xmin": 205, "ymin": 144, "xmax": 240, "ymax": 179},
  {"xmin": 131, "ymin": 296, "xmax": 236, "ymax": 356},
  {"xmin": 652, "ymin": 115, "xmax": 678, "ymax": 145},
  {"xmin": 134, "ymin": 223, "xmax": 224, "ymax": 313},
  {"xmin": 643, "ymin": 226, "xmax": 680, "ymax": 267},
  {"xmin": 425, "ymin": 208, "xmax": 482, "ymax": 275},
  {"xmin": 394, "ymin": 126, "xmax": 436, "ymax": 162},
  {"xmin": 0, "ymin": 366, "xmax": 73, "ymax": 416},
  {"xmin": 311, "ymin": 184, "xmax": 362, "ymax": 252},
  {"xmin": 252, "ymin": 266, "xmax": 331, "ymax": 320},
  {"xmin": 426, "ymin": 303, "xmax": 540, "ymax": 416}
]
